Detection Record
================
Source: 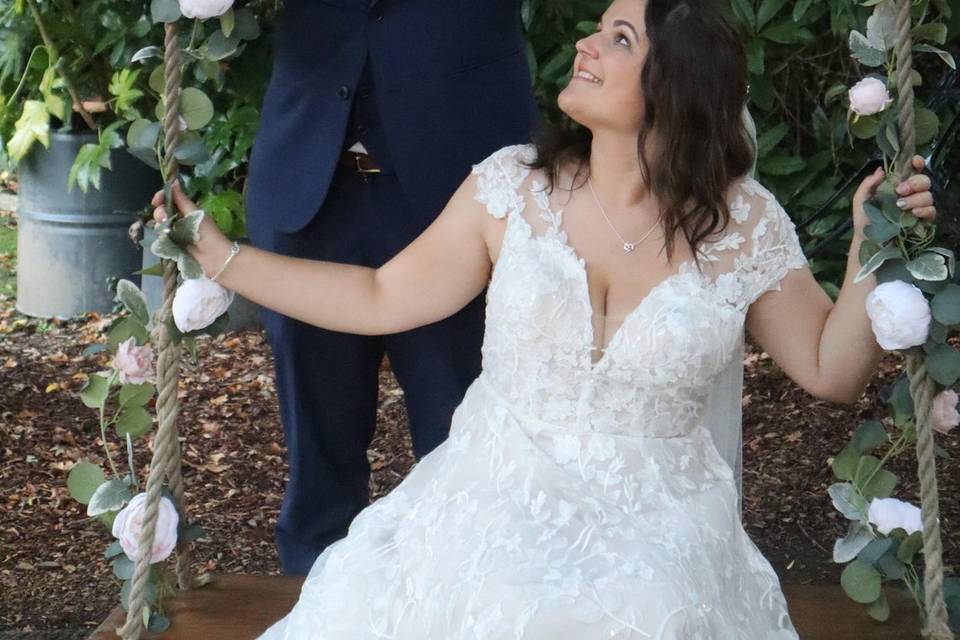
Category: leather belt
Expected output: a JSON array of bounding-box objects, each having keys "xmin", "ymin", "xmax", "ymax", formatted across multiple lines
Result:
[{"xmin": 339, "ymin": 150, "xmax": 382, "ymax": 174}]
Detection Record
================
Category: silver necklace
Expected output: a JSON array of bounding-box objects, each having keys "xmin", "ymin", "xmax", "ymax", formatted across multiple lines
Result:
[{"xmin": 587, "ymin": 177, "xmax": 660, "ymax": 253}]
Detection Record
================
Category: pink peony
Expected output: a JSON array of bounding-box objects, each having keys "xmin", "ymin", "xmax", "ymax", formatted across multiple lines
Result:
[
  {"xmin": 931, "ymin": 389, "xmax": 959, "ymax": 435},
  {"xmin": 111, "ymin": 493, "xmax": 179, "ymax": 563},
  {"xmin": 112, "ymin": 337, "xmax": 155, "ymax": 385}
]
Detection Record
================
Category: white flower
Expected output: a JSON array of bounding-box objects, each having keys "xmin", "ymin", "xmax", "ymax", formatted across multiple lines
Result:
[
  {"xmin": 172, "ymin": 276, "xmax": 234, "ymax": 333},
  {"xmin": 849, "ymin": 77, "xmax": 893, "ymax": 116},
  {"xmin": 112, "ymin": 337, "xmax": 155, "ymax": 385},
  {"xmin": 111, "ymin": 493, "xmax": 179, "ymax": 563},
  {"xmin": 178, "ymin": 0, "xmax": 234, "ymax": 19},
  {"xmin": 865, "ymin": 281, "xmax": 931, "ymax": 350},
  {"xmin": 867, "ymin": 497, "xmax": 922, "ymax": 535},
  {"xmin": 931, "ymin": 389, "xmax": 959, "ymax": 435}
]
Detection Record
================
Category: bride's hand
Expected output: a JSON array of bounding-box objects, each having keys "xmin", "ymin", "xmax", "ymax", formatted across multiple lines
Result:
[
  {"xmin": 851, "ymin": 154, "xmax": 936, "ymax": 235},
  {"xmin": 150, "ymin": 181, "xmax": 233, "ymax": 277}
]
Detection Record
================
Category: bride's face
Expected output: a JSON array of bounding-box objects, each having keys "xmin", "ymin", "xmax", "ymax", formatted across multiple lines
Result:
[{"xmin": 557, "ymin": 0, "xmax": 648, "ymax": 133}]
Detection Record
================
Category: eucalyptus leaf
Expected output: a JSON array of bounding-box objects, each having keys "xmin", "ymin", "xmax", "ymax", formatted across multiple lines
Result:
[
  {"xmin": 112, "ymin": 555, "xmax": 135, "ymax": 580},
  {"xmin": 834, "ymin": 521, "xmax": 875, "ymax": 563},
  {"xmin": 913, "ymin": 44, "xmax": 956, "ymax": 70},
  {"xmin": 857, "ymin": 537, "xmax": 894, "ymax": 564},
  {"xmin": 865, "ymin": 589, "xmax": 890, "ymax": 622},
  {"xmin": 150, "ymin": 0, "xmax": 181, "ymax": 23},
  {"xmin": 87, "ymin": 479, "xmax": 132, "ymax": 517},
  {"xmin": 104, "ymin": 540, "xmax": 124, "ymax": 559},
  {"xmin": 116, "ymin": 405, "xmax": 153, "ymax": 438},
  {"xmin": 877, "ymin": 548, "xmax": 906, "ymax": 579},
  {"xmin": 915, "ymin": 108, "xmax": 940, "ymax": 146},
  {"xmin": 831, "ymin": 443, "xmax": 859, "ymax": 481},
  {"xmin": 926, "ymin": 344, "xmax": 960, "ymax": 386},
  {"xmin": 931, "ymin": 284, "xmax": 960, "ymax": 325},
  {"xmin": 119, "ymin": 382, "xmax": 155, "ymax": 407},
  {"xmin": 896, "ymin": 530, "xmax": 924, "ymax": 563},
  {"xmin": 828, "ymin": 482, "xmax": 867, "ymax": 521},
  {"xmin": 841, "ymin": 559, "xmax": 882, "ymax": 603},
  {"xmin": 180, "ymin": 88, "xmax": 214, "ymax": 130},
  {"xmin": 852, "ymin": 420, "xmax": 886, "ymax": 454},
  {"xmin": 67, "ymin": 461, "xmax": 106, "ymax": 505},
  {"xmin": 80, "ymin": 373, "xmax": 110, "ymax": 409}
]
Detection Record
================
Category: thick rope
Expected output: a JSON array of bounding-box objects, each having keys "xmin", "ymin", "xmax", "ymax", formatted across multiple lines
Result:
[
  {"xmin": 117, "ymin": 22, "xmax": 187, "ymax": 639},
  {"xmin": 894, "ymin": 0, "xmax": 953, "ymax": 637}
]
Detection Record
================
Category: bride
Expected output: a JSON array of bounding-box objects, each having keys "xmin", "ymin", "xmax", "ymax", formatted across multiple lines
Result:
[{"xmin": 154, "ymin": 0, "xmax": 936, "ymax": 636}]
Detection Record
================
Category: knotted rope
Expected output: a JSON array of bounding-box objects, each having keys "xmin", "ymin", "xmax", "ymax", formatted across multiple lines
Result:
[
  {"xmin": 117, "ymin": 21, "xmax": 190, "ymax": 639},
  {"xmin": 894, "ymin": 0, "xmax": 953, "ymax": 637}
]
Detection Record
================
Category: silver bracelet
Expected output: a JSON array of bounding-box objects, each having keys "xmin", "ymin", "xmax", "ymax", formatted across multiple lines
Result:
[{"xmin": 211, "ymin": 241, "xmax": 240, "ymax": 282}]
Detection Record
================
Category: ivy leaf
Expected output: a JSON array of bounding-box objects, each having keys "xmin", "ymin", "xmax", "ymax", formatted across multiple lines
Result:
[
  {"xmin": 854, "ymin": 245, "xmax": 900, "ymax": 283},
  {"xmin": 906, "ymin": 251, "xmax": 948, "ymax": 281},
  {"xmin": 6, "ymin": 100, "xmax": 50, "ymax": 162},
  {"xmin": 200, "ymin": 190, "xmax": 243, "ymax": 237}
]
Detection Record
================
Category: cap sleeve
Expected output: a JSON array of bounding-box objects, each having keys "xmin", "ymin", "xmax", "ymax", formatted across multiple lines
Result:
[
  {"xmin": 470, "ymin": 144, "xmax": 535, "ymax": 220},
  {"xmin": 733, "ymin": 178, "xmax": 809, "ymax": 307}
]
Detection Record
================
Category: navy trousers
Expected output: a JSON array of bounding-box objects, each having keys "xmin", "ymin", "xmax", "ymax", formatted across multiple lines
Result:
[{"xmin": 250, "ymin": 165, "xmax": 485, "ymax": 575}]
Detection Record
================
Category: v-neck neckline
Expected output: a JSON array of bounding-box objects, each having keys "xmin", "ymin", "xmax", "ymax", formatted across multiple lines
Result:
[{"xmin": 509, "ymin": 195, "xmax": 700, "ymax": 372}]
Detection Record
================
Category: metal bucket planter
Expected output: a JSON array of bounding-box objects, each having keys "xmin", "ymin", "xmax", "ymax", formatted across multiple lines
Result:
[
  {"xmin": 141, "ymin": 226, "xmax": 263, "ymax": 333},
  {"xmin": 16, "ymin": 131, "xmax": 159, "ymax": 318}
]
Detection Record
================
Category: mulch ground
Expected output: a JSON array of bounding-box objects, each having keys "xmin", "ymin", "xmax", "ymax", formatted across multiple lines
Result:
[{"xmin": 0, "ymin": 242, "xmax": 957, "ymax": 637}]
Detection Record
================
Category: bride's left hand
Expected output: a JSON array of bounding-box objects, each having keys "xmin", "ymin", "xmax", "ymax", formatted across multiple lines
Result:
[
  {"xmin": 151, "ymin": 181, "xmax": 232, "ymax": 277},
  {"xmin": 851, "ymin": 154, "xmax": 936, "ymax": 235}
]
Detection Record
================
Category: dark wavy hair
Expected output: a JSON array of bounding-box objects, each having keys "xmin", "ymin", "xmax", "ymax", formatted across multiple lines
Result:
[{"xmin": 527, "ymin": 0, "xmax": 754, "ymax": 265}]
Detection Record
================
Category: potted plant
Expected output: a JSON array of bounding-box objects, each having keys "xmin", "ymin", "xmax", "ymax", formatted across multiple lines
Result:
[{"xmin": 0, "ymin": 0, "xmax": 170, "ymax": 318}]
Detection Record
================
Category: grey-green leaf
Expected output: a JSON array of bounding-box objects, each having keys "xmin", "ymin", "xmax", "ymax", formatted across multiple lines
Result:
[
  {"xmin": 67, "ymin": 461, "xmax": 106, "ymax": 505},
  {"xmin": 87, "ymin": 479, "xmax": 132, "ymax": 517}
]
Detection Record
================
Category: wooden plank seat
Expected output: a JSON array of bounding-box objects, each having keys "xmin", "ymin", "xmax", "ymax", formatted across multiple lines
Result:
[{"xmin": 89, "ymin": 574, "xmax": 922, "ymax": 639}]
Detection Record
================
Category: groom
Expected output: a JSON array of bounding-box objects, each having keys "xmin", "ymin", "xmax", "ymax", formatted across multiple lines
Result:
[{"xmin": 245, "ymin": 0, "xmax": 539, "ymax": 575}]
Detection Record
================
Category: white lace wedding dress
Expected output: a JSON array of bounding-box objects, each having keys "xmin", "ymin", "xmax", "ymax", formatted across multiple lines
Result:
[{"xmin": 259, "ymin": 144, "xmax": 807, "ymax": 639}]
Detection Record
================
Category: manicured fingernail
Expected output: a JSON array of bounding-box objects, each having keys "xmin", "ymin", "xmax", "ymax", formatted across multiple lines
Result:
[
  {"xmin": 896, "ymin": 198, "xmax": 908, "ymax": 209},
  {"xmin": 896, "ymin": 183, "xmax": 908, "ymax": 195}
]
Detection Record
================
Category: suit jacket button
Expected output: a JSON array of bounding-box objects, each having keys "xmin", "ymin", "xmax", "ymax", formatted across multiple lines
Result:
[{"xmin": 337, "ymin": 85, "xmax": 351, "ymax": 100}]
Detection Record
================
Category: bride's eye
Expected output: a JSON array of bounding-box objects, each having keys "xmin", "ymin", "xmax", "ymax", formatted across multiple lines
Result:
[{"xmin": 615, "ymin": 32, "xmax": 631, "ymax": 48}]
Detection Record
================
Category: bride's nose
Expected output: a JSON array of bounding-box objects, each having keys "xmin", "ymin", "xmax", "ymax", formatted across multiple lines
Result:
[{"xmin": 575, "ymin": 35, "xmax": 600, "ymax": 59}]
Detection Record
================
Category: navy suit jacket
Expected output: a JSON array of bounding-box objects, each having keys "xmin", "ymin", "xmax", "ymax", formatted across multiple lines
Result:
[{"xmin": 246, "ymin": 0, "xmax": 540, "ymax": 235}]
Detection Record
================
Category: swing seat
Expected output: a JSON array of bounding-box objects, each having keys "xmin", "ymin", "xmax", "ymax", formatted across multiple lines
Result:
[{"xmin": 88, "ymin": 574, "xmax": 923, "ymax": 639}]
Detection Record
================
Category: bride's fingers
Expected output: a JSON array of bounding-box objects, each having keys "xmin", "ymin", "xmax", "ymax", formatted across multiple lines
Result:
[
  {"xmin": 911, "ymin": 154, "xmax": 926, "ymax": 172},
  {"xmin": 151, "ymin": 189, "xmax": 164, "ymax": 207},
  {"xmin": 910, "ymin": 205, "xmax": 937, "ymax": 221},
  {"xmin": 896, "ymin": 191, "xmax": 933, "ymax": 211},
  {"xmin": 154, "ymin": 205, "xmax": 167, "ymax": 223},
  {"xmin": 896, "ymin": 172, "xmax": 931, "ymax": 196}
]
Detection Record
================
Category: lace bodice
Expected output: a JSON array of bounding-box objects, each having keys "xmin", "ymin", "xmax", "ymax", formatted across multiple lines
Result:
[{"xmin": 473, "ymin": 144, "xmax": 808, "ymax": 439}]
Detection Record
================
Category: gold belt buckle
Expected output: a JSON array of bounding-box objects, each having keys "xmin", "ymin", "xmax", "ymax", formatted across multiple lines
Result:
[{"xmin": 354, "ymin": 153, "xmax": 381, "ymax": 174}]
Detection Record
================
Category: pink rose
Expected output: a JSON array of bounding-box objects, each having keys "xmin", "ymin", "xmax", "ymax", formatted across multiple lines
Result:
[
  {"xmin": 848, "ymin": 77, "xmax": 893, "ymax": 116},
  {"xmin": 112, "ymin": 337, "xmax": 155, "ymax": 385},
  {"xmin": 931, "ymin": 389, "xmax": 959, "ymax": 435},
  {"xmin": 111, "ymin": 493, "xmax": 179, "ymax": 563}
]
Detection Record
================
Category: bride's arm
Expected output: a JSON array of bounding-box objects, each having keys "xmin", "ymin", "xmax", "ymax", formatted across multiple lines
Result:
[
  {"xmin": 744, "ymin": 156, "xmax": 935, "ymax": 404},
  {"xmin": 154, "ymin": 174, "xmax": 498, "ymax": 335}
]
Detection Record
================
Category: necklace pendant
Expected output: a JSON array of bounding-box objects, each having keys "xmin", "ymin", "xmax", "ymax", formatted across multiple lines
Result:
[{"xmin": 623, "ymin": 242, "xmax": 636, "ymax": 253}]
